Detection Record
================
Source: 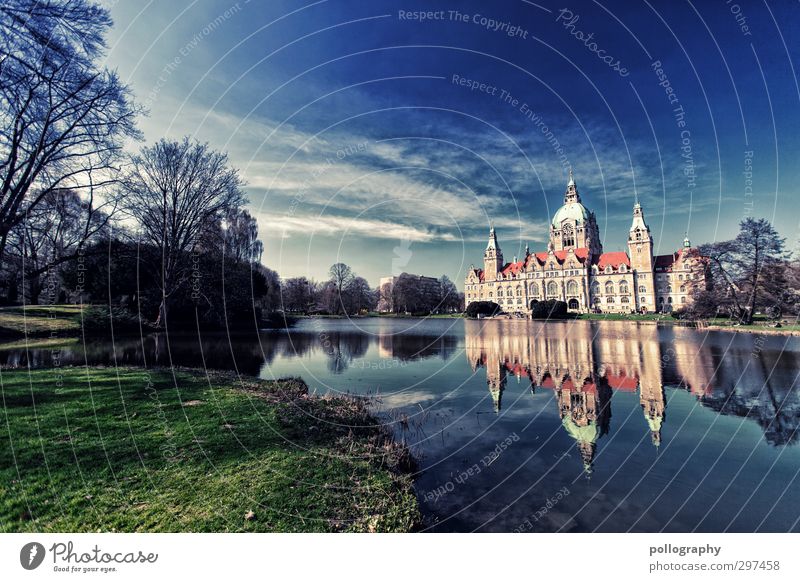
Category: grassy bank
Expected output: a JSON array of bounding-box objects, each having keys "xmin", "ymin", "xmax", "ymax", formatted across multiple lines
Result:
[
  {"xmin": 0, "ymin": 367, "xmax": 419, "ymax": 532},
  {"xmin": 0, "ymin": 305, "xmax": 84, "ymax": 336}
]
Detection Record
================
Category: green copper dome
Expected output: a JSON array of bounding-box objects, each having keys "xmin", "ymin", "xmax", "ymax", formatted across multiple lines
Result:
[{"xmin": 552, "ymin": 202, "xmax": 590, "ymax": 228}]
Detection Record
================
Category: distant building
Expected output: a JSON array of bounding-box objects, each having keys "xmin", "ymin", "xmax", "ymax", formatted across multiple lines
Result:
[{"xmin": 464, "ymin": 171, "xmax": 709, "ymax": 314}]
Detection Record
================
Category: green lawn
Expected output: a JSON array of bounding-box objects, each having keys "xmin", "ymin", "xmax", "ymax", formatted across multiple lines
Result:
[
  {"xmin": 0, "ymin": 304, "xmax": 84, "ymax": 336},
  {"xmin": 0, "ymin": 367, "xmax": 419, "ymax": 532}
]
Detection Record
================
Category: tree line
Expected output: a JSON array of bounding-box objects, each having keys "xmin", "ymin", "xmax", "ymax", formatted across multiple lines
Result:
[{"xmin": 282, "ymin": 266, "xmax": 463, "ymax": 315}]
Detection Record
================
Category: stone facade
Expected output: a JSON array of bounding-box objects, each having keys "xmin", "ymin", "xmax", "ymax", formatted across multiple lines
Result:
[{"xmin": 464, "ymin": 172, "xmax": 709, "ymax": 314}]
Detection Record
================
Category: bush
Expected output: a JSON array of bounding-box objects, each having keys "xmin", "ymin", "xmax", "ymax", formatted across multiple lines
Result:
[
  {"xmin": 80, "ymin": 305, "xmax": 148, "ymax": 334},
  {"xmin": 530, "ymin": 299, "xmax": 568, "ymax": 320},
  {"xmin": 465, "ymin": 301, "xmax": 500, "ymax": 318}
]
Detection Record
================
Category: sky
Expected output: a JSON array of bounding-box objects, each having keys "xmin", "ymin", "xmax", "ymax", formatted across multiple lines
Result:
[{"xmin": 102, "ymin": 0, "xmax": 800, "ymax": 288}]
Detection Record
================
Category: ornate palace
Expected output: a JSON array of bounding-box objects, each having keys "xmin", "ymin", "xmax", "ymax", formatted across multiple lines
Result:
[{"xmin": 465, "ymin": 171, "xmax": 709, "ymax": 314}]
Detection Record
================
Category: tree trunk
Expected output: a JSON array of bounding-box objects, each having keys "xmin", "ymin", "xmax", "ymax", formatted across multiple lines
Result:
[{"xmin": 155, "ymin": 298, "xmax": 168, "ymax": 328}]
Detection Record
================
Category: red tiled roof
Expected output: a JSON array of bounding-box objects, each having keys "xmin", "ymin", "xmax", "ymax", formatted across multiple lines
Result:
[
  {"xmin": 500, "ymin": 261, "xmax": 525, "ymax": 276},
  {"xmin": 596, "ymin": 251, "xmax": 631, "ymax": 270},
  {"xmin": 529, "ymin": 247, "xmax": 589, "ymax": 267}
]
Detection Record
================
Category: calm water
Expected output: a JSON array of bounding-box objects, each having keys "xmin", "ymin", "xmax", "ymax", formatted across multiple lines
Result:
[{"xmin": 4, "ymin": 318, "xmax": 800, "ymax": 532}]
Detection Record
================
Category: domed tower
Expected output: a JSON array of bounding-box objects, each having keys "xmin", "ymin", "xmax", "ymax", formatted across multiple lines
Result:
[
  {"xmin": 483, "ymin": 225, "xmax": 503, "ymax": 282},
  {"xmin": 550, "ymin": 170, "xmax": 602, "ymax": 257},
  {"xmin": 627, "ymin": 201, "xmax": 656, "ymax": 312}
]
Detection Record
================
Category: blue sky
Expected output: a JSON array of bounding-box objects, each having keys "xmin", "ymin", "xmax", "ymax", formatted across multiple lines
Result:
[{"xmin": 103, "ymin": 0, "xmax": 799, "ymax": 288}]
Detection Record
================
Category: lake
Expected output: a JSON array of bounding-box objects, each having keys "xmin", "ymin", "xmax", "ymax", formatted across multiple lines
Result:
[{"xmin": 3, "ymin": 317, "xmax": 800, "ymax": 532}]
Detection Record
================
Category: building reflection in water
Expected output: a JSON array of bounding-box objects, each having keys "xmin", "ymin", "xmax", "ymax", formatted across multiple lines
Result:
[{"xmin": 464, "ymin": 319, "xmax": 722, "ymax": 472}]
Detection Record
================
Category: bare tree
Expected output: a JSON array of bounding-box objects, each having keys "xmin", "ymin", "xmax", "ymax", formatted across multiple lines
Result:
[
  {"xmin": 224, "ymin": 208, "xmax": 263, "ymax": 264},
  {"xmin": 120, "ymin": 138, "xmax": 245, "ymax": 326},
  {"xmin": 345, "ymin": 276, "xmax": 375, "ymax": 314},
  {"xmin": 698, "ymin": 218, "xmax": 788, "ymax": 324},
  {"xmin": 5, "ymin": 188, "xmax": 112, "ymax": 303},
  {"xmin": 0, "ymin": 0, "xmax": 140, "ymax": 270},
  {"xmin": 328, "ymin": 262, "xmax": 353, "ymax": 314},
  {"xmin": 282, "ymin": 276, "xmax": 315, "ymax": 313}
]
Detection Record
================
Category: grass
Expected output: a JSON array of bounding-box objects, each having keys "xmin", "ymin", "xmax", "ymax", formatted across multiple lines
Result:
[
  {"xmin": 0, "ymin": 367, "xmax": 419, "ymax": 532},
  {"xmin": 0, "ymin": 305, "xmax": 84, "ymax": 336},
  {"xmin": 0, "ymin": 337, "xmax": 79, "ymax": 351}
]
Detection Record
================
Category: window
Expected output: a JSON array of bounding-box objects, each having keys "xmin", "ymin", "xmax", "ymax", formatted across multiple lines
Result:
[
  {"xmin": 567, "ymin": 280, "xmax": 579, "ymax": 295},
  {"xmin": 605, "ymin": 281, "xmax": 614, "ymax": 294},
  {"xmin": 620, "ymin": 264, "xmax": 627, "ymax": 273},
  {"xmin": 516, "ymin": 286, "xmax": 522, "ymax": 296},
  {"xmin": 640, "ymin": 296, "xmax": 647, "ymax": 304},
  {"xmin": 605, "ymin": 266, "xmax": 613, "ymax": 274},
  {"xmin": 681, "ymin": 296, "xmax": 686, "ymax": 304},
  {"xmin": 668, "ymin": 297, "xmax": 673, "ymax": 303},
  {"xmin": 607, "ymin": 296, "xmax": 615, "ymax": 303},
  {"xmin": 667, "ymin": 285, "xmax": 672, "ymax": 293},
  {"xmin": 621, "ymin": 296, "xmax": 629, "ymax": 303},
  {"xmin": 638, "ymin": 285, "xmax": 646, "ymax": 293},
  {"xmin": 547, "ymin": 281, "xmax": 558, "ymax": 296},
  {"xmin": 562, "ymin": 223, "xmax": 575, "ymax": 247},
  {"xmin": 529, "ymin": 283, "xmax": 539, "ymax": 296},
  {"xmin": 680, "ymin": 285, "xmax": 686, "ymax": 293},
  {"xmin": 619, "ymin": 282, "xmax": 629, "ymax": 294},
  {"xmin": 679, "ymin": 274, "xmax": 684, "ymax": 281}
]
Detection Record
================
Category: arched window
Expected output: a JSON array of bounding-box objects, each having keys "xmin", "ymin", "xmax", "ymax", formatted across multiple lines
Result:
[
  {"xmin": 667, "ymin": 285, "xmax": 672, "ymax": 293},
  {"xmin": 619, "ymin": 282, "xmax": 629, "ymax": 294},
  {"xmin": 680, "ymin": 285, "xmax": 686, "ymax": 293},
  {"xmin": 681, "ymin": 296, "xmax": 686, "ymax": 304},
  {"xmin": 567, "ymin": 280, "xmax": 579, "ymax": 295},
  {"xmin": 621, "ymin": 296, "xmax": 629, "ymax": 303},
  {"xmin": 668, "ymin": 297, "xmax": 673, "ymax": 303},
  {"xmin": 529, "ymin": 282, "xmax": 539, "ymax": 296},
  {"xmin": 679, "ymin": 274, "xmax": 684, "ymax": 281},
  {"xmin": 605, "ymin": 281, "xmax": 614, "ymax": 294},
  {"xmin": 562, "ymin": 224, "xmax": 575, "ymax": 247},
  {"xmin": 640, "ymin": 296, "xmax": 647, "ymax": 304},
  {"xmin": 638, "ymin": 285, "xmax": 646, "ymax": 293},
  {"xmin": 607, "ymin": 296, "xmax": 615, "ymax": 303},
  {"xmin": 516, "ymin": 286, "xmax": 522, "ymax": 296},
  {"xmin": 488, "ymin": 292, "xmax": 493, "ymax": 298},
  {"xmin": 605, "ymin": 266, "xmax": 613, "ymax": 274},
  {"xmin": 547, "ymin": 281, "xmax": 558, "ymax": 296},
  {"xmin": 620, "ymin": 264, "xmax": 627, "ymax": 273}
]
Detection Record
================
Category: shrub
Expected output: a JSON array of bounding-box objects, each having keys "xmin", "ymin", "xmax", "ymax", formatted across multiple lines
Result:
[
  {"xmin": 530, "ymin": 299, "xmax": 568, "ymax": 320},
  {"xmin": 80, "ymin": 305, "xmax": 147, "ymax": 334},
  {"xmin": 465, "ymin": 301, "xmax": 500, "ymax": 318}
]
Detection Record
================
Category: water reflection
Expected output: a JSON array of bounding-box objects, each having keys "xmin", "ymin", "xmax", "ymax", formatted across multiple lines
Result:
[{"xmin": 464, "ymin": 319, "xmax": 800, "ymax": 466}]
